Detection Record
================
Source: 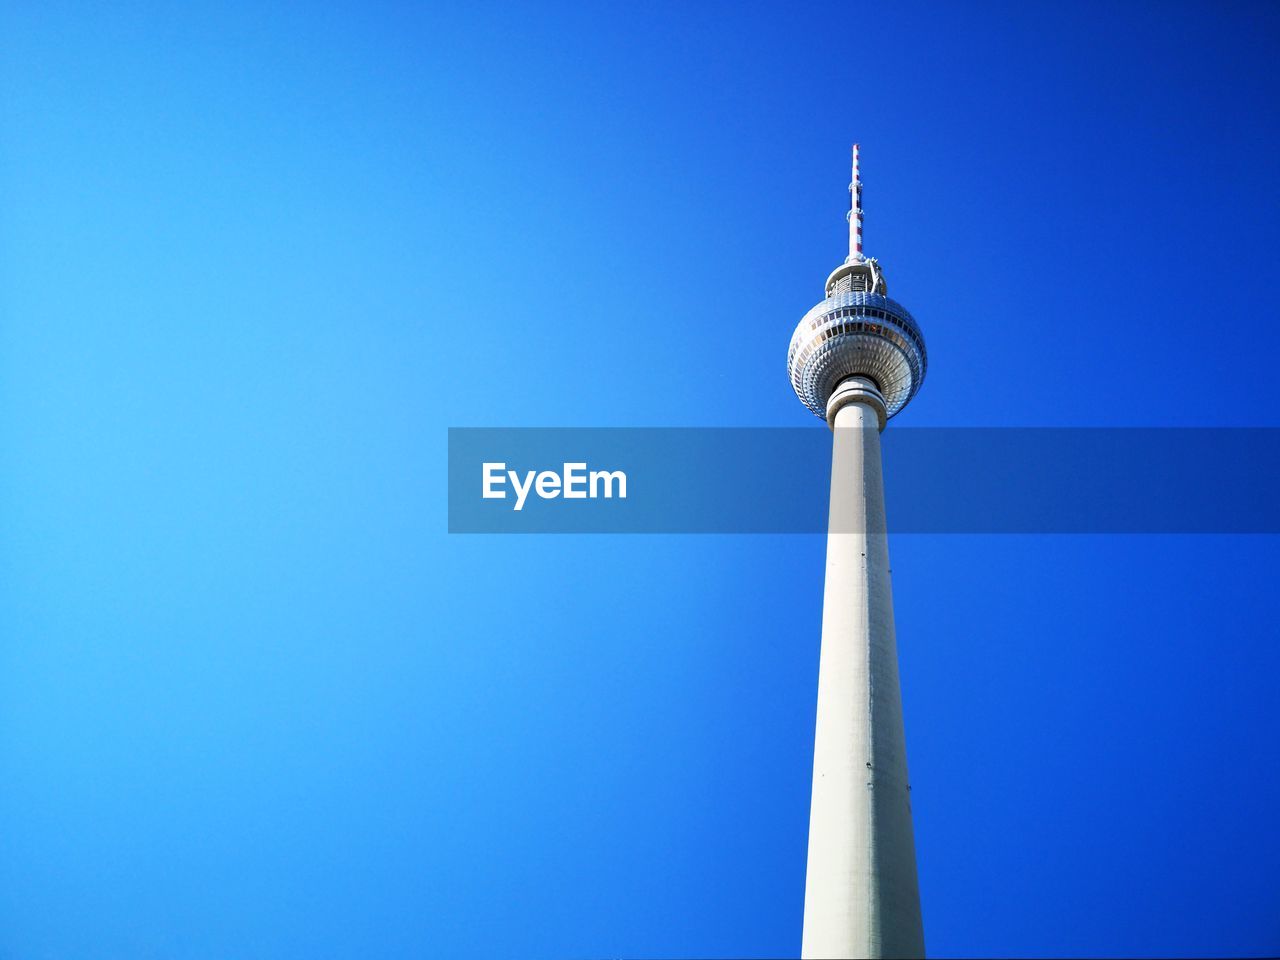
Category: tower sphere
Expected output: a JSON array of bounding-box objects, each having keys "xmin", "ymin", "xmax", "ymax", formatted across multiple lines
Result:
[
  {"xmin": 787, "ymin": 288, "xmax": 927, "ymax": 422},
  {"xmin": 787, "ymin": 146, "xmax": 927, "ymax": 423}
]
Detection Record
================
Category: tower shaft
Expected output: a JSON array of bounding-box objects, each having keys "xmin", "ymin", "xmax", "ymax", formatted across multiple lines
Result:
[{"xmin": 802, "ymin": 383, "xmax": 925, "ymax": 959}]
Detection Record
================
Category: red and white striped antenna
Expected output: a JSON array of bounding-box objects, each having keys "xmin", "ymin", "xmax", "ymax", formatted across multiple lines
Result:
[{"xmin": 848, "ymin": 143, "xmax": 865, "ymax": 263}]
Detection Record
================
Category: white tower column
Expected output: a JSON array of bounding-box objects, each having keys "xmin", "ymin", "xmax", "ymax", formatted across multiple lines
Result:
[{"xmin": 802, "ymin": 377, "xmax": 925, "ymax": 960}]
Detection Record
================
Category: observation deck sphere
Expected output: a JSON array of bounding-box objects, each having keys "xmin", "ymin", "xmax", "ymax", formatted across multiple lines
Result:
[{"xmin": 787, "ymin": 291, "xmax": 927, "ymax": 421}]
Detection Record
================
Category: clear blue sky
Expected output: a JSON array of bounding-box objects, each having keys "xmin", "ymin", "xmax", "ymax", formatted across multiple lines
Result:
[{"xmin": 2, "ymin": 1, "xmax": 1278, "ymax": 957}]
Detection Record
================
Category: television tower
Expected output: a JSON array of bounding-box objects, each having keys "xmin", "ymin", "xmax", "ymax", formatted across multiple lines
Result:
[{"xmin": 787, "ymin": 145, "xmax": 928, "ymax": 959}]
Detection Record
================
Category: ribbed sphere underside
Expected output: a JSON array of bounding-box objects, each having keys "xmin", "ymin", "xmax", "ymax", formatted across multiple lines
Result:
[{"xmin": 787, "ymin": 291, "xmax": 927, "ymax": 420}]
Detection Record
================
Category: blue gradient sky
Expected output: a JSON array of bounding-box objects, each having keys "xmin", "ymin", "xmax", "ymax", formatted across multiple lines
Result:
[{"xmin": 2, "ymin": 1, "xmax": 1278, "ymax": 957}]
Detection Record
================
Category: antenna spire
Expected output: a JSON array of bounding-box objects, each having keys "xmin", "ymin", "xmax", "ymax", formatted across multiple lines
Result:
[{"xmin": 848, "ymin": 143, "xmax": 865, "ymax": 263}]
